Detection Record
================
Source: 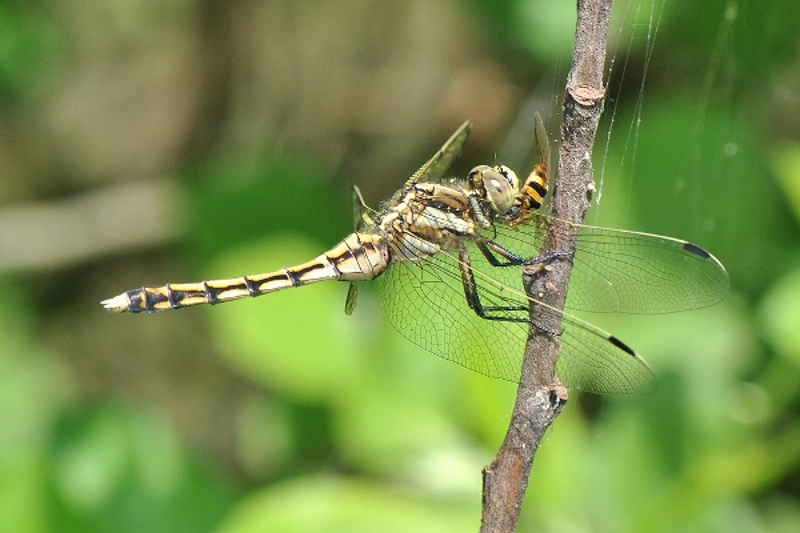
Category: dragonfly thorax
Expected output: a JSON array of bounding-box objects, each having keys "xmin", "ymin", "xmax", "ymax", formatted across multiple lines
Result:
[{"xmin": 377, "ymin": 182, "xmax": 479, "ymax": 262}]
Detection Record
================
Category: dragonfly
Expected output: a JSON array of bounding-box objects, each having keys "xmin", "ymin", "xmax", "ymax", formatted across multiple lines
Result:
[{"xmin": 102, "ymin": 115, "xmax": 729, "ymax": 394}]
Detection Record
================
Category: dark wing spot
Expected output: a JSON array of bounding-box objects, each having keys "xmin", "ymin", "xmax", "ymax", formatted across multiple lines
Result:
[
  {"xmin": 609, "ymin": 335, "xmax": 637, "ymax": 357},
  {"xmin": 682, "ymin": 241, "xmax": 711, "ymax": 259}
]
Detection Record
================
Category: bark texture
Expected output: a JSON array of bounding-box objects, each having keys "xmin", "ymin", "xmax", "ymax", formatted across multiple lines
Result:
[{"xmin": 479, "ymin": 1, "xmax": 612, "ymax": 531}]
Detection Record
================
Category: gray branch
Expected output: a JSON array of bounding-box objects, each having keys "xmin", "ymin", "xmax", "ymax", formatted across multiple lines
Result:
[{"xmin": 479, "ymin": 0, "xmax": 612, "ymax": 531}]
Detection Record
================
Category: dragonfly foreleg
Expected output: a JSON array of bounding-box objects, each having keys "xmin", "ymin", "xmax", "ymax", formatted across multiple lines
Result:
[{"xmin": 476, "ymin": 240, "xmax": 526, "ymax": 267}]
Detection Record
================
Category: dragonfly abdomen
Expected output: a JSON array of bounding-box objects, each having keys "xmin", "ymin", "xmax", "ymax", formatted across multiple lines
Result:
[{"xmin": 102, "ymin": 232, "xmax": 389, "ymax": 313}]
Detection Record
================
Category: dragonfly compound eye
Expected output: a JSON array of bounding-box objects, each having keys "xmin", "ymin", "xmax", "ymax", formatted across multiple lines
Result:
[{"xmin": 481, "ymin": 165, "xmax": 519, "ymax": 215}]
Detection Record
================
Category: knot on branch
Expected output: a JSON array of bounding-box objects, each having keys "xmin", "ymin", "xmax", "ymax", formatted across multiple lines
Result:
[{"xmin": 567, "ymin": 83, "xmax": 605, "ymax": 107}]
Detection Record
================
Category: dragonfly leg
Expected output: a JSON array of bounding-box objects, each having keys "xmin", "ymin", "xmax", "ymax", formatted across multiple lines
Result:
[
  {"xmin": 457, "ymin": 244, "xmax": 533, "ymax": 321},
  {"xmin": 477, "ymin": 240, "xmax": 526, "ymax": 267},
  {"xmin": 526, "ymin": 250, "xmax": 573, "ymax": 266},
  {"xmin": 459, "ymin": 244, "xmax": 563, "ymax": 336}
]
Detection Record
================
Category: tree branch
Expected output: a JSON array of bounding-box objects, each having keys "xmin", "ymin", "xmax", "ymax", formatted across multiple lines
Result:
[{"xmin": 479, "ymin": 1, "xmax": 612, "ymax": 531}]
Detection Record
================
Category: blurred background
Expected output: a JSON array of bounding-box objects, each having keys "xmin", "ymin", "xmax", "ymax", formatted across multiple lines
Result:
[{"xmin": 1, "ymin": 0, "xmax": 799, "ymax": 531}]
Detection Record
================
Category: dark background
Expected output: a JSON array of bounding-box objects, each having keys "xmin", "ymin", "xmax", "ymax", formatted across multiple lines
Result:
[{"xmin": 1, "ymin": 0, "xmax": 799, "ymax": 531}]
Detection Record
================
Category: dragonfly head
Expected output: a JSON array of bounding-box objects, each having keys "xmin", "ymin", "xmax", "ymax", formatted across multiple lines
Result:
[{"xmin": 467, "ymin": 164, "xmax": 520, "ymax": 215}]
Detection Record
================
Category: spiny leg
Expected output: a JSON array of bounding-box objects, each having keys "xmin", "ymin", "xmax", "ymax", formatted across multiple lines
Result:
[
  {"xmin": 476, "ymin": 240, "xmax": 527, "ymax": 267},
  {"xmin": 457, "ymin": 244, "xmax": 529, "ymax": 321},
  {"xmin": 459, "ymin": 243, "xmax": 564, "ymax": 337}
]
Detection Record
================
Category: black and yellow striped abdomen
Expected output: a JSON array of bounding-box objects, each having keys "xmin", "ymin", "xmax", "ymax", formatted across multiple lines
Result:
[
  {"xmin": 102, "ymin": 232, "xmax": 389, "ymax": 313},
  {"xmin": 519, "ymin": 112, "xmax": 550, "ymax": 212},
  {"xmin": 520, "ymin": 163, "xmax": 548, "ymax": 211}
]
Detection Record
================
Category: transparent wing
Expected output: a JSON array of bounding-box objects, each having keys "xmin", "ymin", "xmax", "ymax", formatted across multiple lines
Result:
[
  {"xmin": 345, "ymin": 185, "xmax": 375, "ymax": 315},
  {"xmin": 493, "ymin": 214, "xmax": 730, "ymax": 314},
  {"xmin": 381, "ymin": 247, "xmax": 522, "ymax": 381},
  {"xmin": 379, "ymin": 214, "xmax": 728, "ymax": 393},
  {"xmin": 406, "ymin": 120, "xmax": 472, "ymax": 186},
  {"xmin": 556, "ymin": 319, "xmax": 657, "ymax": 394},
  {"xmin": 380, "ymin": 240, "xmax": 657, "ymax": 394}
]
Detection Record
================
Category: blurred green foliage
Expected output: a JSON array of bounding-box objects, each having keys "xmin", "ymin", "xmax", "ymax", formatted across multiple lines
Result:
[
  {"xmin": 1, "ymin": 0, "xmax": 799, "ymax": 532},
  {"xmin": 0, "ymin": 1, "xmax": 61, "ymax": 103}
]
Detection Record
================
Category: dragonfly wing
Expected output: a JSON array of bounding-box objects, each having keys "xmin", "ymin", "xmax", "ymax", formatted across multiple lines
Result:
[
  {"xmin": 463, "ymin": 239, "xmax": 658, "ymax": 393},
  {"xmin": 566, "ymin": 224, "xmax": 729, "ymax": 313},
  {"xmin": 380, "ymin": 240, "xmax": 657, "ymax": 393},
  {"xmin": 351, "ymin": 185, "xmax": 375, "ymax": 232},
  {"xmin": 380, "ymin": 245, "xmax": 526, "ymax": 381},
  {"xmin": 381, "ymin": 248, "xmax": 527, "ymax": 381},
  {"xmin": 344, "ymin": 281, "xmax": 358, "ymax": 315},
  {"xmin": 493, "ymin": 215, "xmax": 730, "ymax": 314},
  {"xmin": 405, "ymin": 120, "xmax": 472, "ymax": 186},
  {"xmin": 556, "ymin": 318, "xmax": 657, "ymax": 394}
]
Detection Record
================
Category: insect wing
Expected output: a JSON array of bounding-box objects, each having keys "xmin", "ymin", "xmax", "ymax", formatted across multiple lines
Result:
[
  {"xmin": 351, "ymin": 185, "xmax": 375, "ymax": 231},
  {"xmin": 493, "ymin": 215, "xmax": 730, "ymax": 315},
  {"xmin": 380, "ymin": 238, "xmax": 657, "ymax": 394},
  {"xmin": 568, "ymin": 224, "xmax": 729, "ymax": 314},
  {"xmin": 344, "ymin": 281, "xmax": 359, "ymax": 315},
  {"xmin": 462, "ymin": 240, "xmax": 658, "ymax": 394},
  {"xmin": 405, "ymin": 120, "xmax": 472, "ymax": 186},
  {"xmin": 556, "ymin": 319, "xmax": 657, "ymax": 394},
  {"xmin": 381, "ymin": 242, "xmax": 524, "ymax": 381}
]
